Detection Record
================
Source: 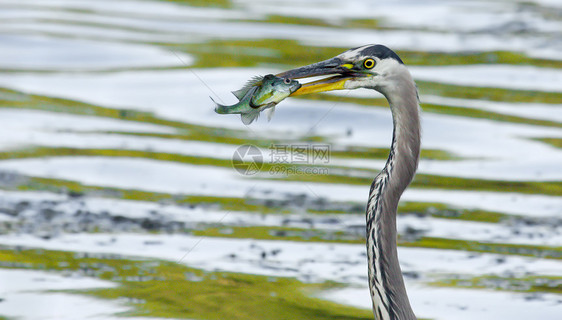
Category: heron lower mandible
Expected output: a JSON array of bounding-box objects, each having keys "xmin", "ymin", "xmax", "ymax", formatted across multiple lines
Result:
[{"xmin": 278, "ymin": 44, "xmax": 420, "ymax": 320}]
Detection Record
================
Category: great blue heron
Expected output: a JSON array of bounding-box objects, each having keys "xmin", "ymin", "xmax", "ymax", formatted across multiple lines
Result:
[{"xmin": 277, "ymin": 44, "xmax": 419, "ymax": 320}]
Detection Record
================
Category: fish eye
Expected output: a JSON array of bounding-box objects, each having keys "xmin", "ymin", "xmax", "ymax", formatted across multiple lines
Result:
[
  {"xmin": 283, "ymin": 78, "xmax": 291, "ymax": 84},
  {"xmin": 363, "ymin": 58, "xmax": 375, "ymax": 69}
]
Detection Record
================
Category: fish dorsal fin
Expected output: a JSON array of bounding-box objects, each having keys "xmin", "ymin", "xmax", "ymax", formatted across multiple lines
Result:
[{"xmin": 232, "ymin": 75, "xmax": 264, "ymax": 100}]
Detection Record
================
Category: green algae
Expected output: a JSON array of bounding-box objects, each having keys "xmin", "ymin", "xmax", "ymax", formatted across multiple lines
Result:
[
  {"xmin": 420, "ymin": 102, "xmax": 562, "ymax": 128},
  {"xmin": 12, "ymin": 173, "xmax": 510, "ymax": 224},
  {"xmin": 535, "ymin": 137, "xmax": 562, "ymax": 149},
  {"xmin": 430, "ymin": 275, "xmax": 562, "ymax": 294},
  {"xmin": 399, "ymin": 237, "xmax": 562, "ymax": 259},
  {"xmin": 417, "ymin": 81, "xmax": 562, "ymax": 104},
  {"xmin": 192, "ymin": 226, "xmax": 363, "ymax": 244},
  {"xmin": 398, "ymin": 202, "xmax": 508, "ymax": 223},
  {"xmin": 189, "ymin": 226, "xmax": 562, "ymax": 259},
  {"xmin": 396, "ymin": 50, "xmax": 562, "ymax": 69},
  {"xmin": 13, "ymin": 175, "xmax": 280, "ymax": 214},
  {"xmin": 295, "ymin": 92, "xmax": 562, "ymax": 128},
  {"xmin": 169, "ymin": 39, "xmax": 562, "ymax": 70},
  {"xmin": 281, "ymin": 169, "xmax": 562, "ymax": 197},
  {"xmin": 263, "ymin": 15, "xmax": 335, "ymax": 27},
  {"xmin": 166, "ymin": 39, "xmax": 343, "ymax": 69},
  {"xmin": 331, "ymin": 146, "xmax": 458, "ymax": 161},
  {"xmin": 5, "ymin": 168, "xmax": 509, "ymax": 225},
  {"xmin": 0, "ymin": 247, "xmax": 373, "ymax": 320},
  {"xmin": 411, "ymin": 174, "xmax": 562, "ymax": 197},
  {"xmin": 307, "ymin": 202, "xmax": 509, "ymax": 223},
  {"xmin": 163, "ymin": 0, "xmax": 231, "ymax": 8},
  {"xmin": 3, "ymin": 146, "xmax": 561, "ymax": 197}
]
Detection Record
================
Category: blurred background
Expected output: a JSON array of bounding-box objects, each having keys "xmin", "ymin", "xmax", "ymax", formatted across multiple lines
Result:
[{"xmin": 0, "ymin": 0, "xmax": 561, "ymax": 319}]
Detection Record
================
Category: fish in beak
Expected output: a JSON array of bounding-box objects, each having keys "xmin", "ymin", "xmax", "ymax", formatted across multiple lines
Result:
[{"xmin": 276, "ymin": 57, "xmax": 365, "ymax": 96}]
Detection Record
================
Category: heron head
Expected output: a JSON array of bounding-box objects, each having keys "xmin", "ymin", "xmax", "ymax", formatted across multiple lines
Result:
[{"xmin": 277, "ymin": 44, "xmax": 407, "ymax": 96}]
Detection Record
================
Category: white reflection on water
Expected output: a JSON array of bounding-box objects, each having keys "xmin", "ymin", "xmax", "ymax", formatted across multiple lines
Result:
[
  {"xmin": 0, "ymin": 268, "xmax": 178, "ymax": 320},
  {"xmin": 2, "ymin": 0, "xmax": 561, "ymax": 58},
  {"xmin": 0, "ymin": 156, "xmax": 561, "ymax": 218},
  {"xmin": 0, "ymin": 34, "xmax": 193, "ymax": 71}
]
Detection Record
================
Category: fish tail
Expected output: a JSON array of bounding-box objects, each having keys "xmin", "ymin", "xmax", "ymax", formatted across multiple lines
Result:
[{"xmin": 211, "ymin": 96, "xmax": 229, "ymax": 114}]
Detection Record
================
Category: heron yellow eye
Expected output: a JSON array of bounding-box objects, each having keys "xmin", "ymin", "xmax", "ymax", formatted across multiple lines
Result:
[{"xmin": 363, "ymin": 58, "xmax": 375, "ymax": 69}]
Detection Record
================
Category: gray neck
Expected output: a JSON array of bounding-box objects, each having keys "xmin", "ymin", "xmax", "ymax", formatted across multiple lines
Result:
[{"xmin": 366, "ymin": 75, "xmax": 420, "ymax": 320}]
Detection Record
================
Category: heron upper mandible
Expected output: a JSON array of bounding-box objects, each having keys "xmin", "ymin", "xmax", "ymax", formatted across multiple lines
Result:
[{"xmin": 278, "ymin": 44, "xmax": 420, "ymax": 320}]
